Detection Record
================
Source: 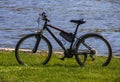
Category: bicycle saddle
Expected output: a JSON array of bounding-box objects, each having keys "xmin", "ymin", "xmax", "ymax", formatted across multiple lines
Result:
[{"xmin": 70, "ymin": 19, "xmax": 86, "ymax": 25}]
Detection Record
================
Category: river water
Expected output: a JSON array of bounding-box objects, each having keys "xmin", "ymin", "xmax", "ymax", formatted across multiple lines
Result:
[{"xmin": 0, "ymin": 0, "xmax": 120, "ymax": 55}]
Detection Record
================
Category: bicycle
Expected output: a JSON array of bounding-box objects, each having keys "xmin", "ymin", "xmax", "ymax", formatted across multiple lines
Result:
[{"xmin": 15, "ymin": 12, "xmax": 112, "ymax": 66}]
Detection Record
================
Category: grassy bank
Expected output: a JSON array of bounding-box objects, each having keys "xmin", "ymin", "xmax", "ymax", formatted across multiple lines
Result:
[{"xmin": 0, "ymin": 51, "xmax": 120, "ymax": 82}]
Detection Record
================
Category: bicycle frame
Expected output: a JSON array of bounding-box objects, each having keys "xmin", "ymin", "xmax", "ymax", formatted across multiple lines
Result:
[
  {"xmin": 33, "ymin": 20, "xmax": 94, "ymax": 57},
  {"xmin": 35, "ymin": 13, "xmax": 93, "ymax": 56},
  {"xmin": 40, "ymin": 22, "xmax": 80, "ymax": 53}
]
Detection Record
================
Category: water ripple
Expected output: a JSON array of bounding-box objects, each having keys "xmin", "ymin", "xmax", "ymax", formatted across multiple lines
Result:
[{"xmin": 0, "ymin": 0, "xmax": 120, "ymax": 54}]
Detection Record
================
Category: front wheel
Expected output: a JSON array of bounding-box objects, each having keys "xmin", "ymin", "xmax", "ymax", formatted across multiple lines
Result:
[
  {"xmin": 75, "ymin": 33, "xmax": 112, "ymax": 67},
  {"xmin": 15, "ymin": 34, "xmax": 52, "ymax": 66}
]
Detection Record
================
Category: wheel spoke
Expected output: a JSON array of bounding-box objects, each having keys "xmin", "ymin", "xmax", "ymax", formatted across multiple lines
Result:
[
  {"xmin": 75, "ymin": 34, "xmax": 112, "ymax": 67},
  {"xmin": 15, "ymin": 34, "xmax": 52, "ymax": 66}
]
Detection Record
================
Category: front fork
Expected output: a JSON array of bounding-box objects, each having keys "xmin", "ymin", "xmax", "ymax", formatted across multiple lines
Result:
[
  {"xmin": 32, "ymin": 31, "xmax": 43, "ymax": 53},
  {"xmin": 32, "ymin": 35, "xmax": 41, "ymax": 53}
]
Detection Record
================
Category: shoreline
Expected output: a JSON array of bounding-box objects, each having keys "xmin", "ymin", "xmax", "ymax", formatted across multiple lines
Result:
[
  {"xmin": 0, "ymin": 48, "xmax": 119, "ymax": 58},
  {"xmin": 0, "ymin": 48, "xmax": 15, "ymax": 51}
]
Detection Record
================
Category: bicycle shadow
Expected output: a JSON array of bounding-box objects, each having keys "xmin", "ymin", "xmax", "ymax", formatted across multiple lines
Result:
[{"xmin": 45, "ymin": 63, "xmax": 81, "ymax": 68}]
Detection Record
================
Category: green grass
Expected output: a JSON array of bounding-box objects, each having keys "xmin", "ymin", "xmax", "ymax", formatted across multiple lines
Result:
[{"xmin": 0, "ymin": 51, "xmax": 120, "ymax": 82}]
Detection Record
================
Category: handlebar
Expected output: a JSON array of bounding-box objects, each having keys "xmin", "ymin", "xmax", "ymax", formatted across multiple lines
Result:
[{"xmin": 40, "ymin": 12, "xmax": 50, "ymax": 22}]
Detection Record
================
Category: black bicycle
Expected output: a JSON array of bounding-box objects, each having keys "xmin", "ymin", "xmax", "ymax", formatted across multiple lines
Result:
[{"xmin": 15, "ymin": 12, "xmax": 112, "ymax": 66}]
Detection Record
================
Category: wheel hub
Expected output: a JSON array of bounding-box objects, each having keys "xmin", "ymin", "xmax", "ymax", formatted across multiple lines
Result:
[{"xmin": 90, "ymin": 48, "xmax": 97, "ymax": 55}]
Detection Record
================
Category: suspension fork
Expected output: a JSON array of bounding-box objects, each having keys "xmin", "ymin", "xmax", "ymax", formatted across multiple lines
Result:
[
  {"xmin": 32, "ymin": 19, "xmax": 48, "ymax": 53},
  {"xmin": 32, "ymin": 36, "xmax": 41, "ymax": 53},
  {"xmin": 32, "ymin": 31, "xmax": 43, "ymax": 53}
]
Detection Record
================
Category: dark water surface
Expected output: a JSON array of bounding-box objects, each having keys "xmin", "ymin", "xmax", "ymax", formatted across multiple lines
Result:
[{"xmin": 0, "ymin": 0, "xmax": 120, "ymax": 55}]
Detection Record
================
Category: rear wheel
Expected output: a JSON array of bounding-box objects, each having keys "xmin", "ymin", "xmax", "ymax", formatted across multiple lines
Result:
[
  {"xmin": 15, "ymin": 34, "xmax": 52, "ymax": 66},
  {"xmin": 75, "ymin": 33, "xmax": 112, "ymax": 67}
]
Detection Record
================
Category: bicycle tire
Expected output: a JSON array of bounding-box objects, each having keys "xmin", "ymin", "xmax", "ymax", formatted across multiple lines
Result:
[
  {"xmin": 15, "ymin": 33, "xmax": 52, "ymax": 65},
  {"xmin": 75, "ymin": 33, "xmax": 112, "ymax": 67}
]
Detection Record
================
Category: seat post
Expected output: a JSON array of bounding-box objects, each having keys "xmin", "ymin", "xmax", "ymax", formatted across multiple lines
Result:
[
  {"xmin": 69, "ymin": 24, "xmax": 80, "ymax": 50},
  {"xmin": 74, "ymin": 24, "xmax": 80, "ymax": 37}
]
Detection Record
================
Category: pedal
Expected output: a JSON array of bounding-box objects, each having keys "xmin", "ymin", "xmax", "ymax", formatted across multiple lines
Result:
[
  {"xmin": 90, "ymin": 55, "xmax": 95, "ymax": 61},
  {"xmin": 60, "ymin": 56, "xmax": 66, "ymax": 60}
]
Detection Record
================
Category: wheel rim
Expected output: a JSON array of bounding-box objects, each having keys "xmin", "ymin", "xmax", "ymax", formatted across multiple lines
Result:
[
  {"xmin": 76, "ymin": 35, "xmax": 111, "ymax": 66},
  {"xmin": 16, "ymin": 35, "xmax": 51, "ymax": 66}
]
